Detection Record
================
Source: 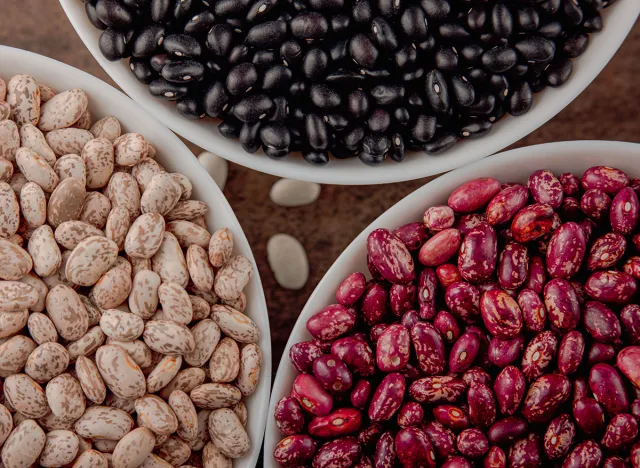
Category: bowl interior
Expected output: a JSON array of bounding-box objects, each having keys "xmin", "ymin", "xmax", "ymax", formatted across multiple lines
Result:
[
  {"xmin": 0, "ymin": 45, "xmax": 271, "ymax": 467},
  {"xmin": 264, "ymin": 140, "xmax": 640, "ymax": 465},
  {"xmin": 59, "ymin": 0, "xmax": 640, "ymax": 184}
]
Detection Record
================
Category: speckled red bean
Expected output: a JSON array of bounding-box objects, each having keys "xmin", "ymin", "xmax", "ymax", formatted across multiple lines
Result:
[
  {"xmin": 396, "ymin": 402, "xmax": 423, "ymax": 428},
  {"xmin": 544, "ymin": 278, "xmax": 581, "ymax": 332},
  {"xmin": 581, "ymin": 189, "xmax": 611, "ymax": 220},
  {"xmin": 546, "ymin": 222, "xmax": 586, "ymax": 279},
  {"xmin": 589, "ymin": 363, "xmax": 630, "ymax": 415},
  {"xmin": 544, "ymin": 414, "xmax": 576, "ymax": 459},
  {"xmin": 517, "ymin": 289, "xmax": 547, "ymax": 333},
  {"xmin": 573, "ymin": 397, "xmax": 606, "ymax": 437},
  {"xmin": 583, "ymin": 301, "xmax": 621, "ymax": 343},
  {"xmin": 587, "ymin": 341, "xmax": 616, "ymax": 366},
  {"xmin": 511, "ymin": 203, "xmax": 556, "ymax": 243},
  {"xmin": 458, "ymin": 222, "xmax": 497, "ymax": 284},
  {"xmin": 331, "ymin": 337, "xmax": 375, "ymax": 377},
  {"xmin": 290, "ymin": 341, "xmax": 324, "ymax": 374},
  {"xmin": 389, "ymin": 283, "xmax": 416, "ymax": 316},
  {"xmin": 449, "ymin": 178, "xmax": 501, "ymax": 214},
  {"xmin": 621, "ymin": 305, "xmax": 640, "ymax": 344},
  {"xmin": 335, "ymin": 272, "xmax": 366, "ymax": 306},
  {"xmin": 497, "ymin": 242, "xmax": 529, "ymax": 290},
  {"xmin": 308, "ymin": 408, "xmax": 362, "ymax": 439},
  {"xmin": 522, "ymin": 373, "xmax": 571, "ymax": 423},
  {"xmin": 560, "ymin": 196, "xmax": 582, "ymax": 220},
  {"xmin": 423, "ymin": 420, "xmax": 456, "ymax": 459},
  {"xmin": 508, "ymin": 434, "xmax": 542, "ymax": 468},
  {"xmin": 493, "ymin": 366, "xmax": 527, "ymax": 416},
  {"xmin": 484, "ymin": 446, "xmax": 507, "ymax": 468},
  {"xmin": 368, "ymin": 373, "xmax": 405, "ymax": 422},
  {"xmin": 416, "ymin": 268, "xmax": 437, "ymax": 320},
  {"xmin": 488, "ymin": 334, "xmax": 525, "ymax": 368},
  {"xmin": 587, "ymin": 233, "xmax": 627, "ymax": 271},
  {"xmin": 275, "ymin": 396, "xmax": 305, "ymax": 437},
  {"xmin": 411, "ymin": 322, "xmax": 446, "ymax": 375},
  {"xmin": 617, "ymin": 346, "xmax": 640, "ymax": 389},
  {"xmin": 610, "ymin": 187, "xmax": 639, "ymax": 235},
  {"xmin": 376, "ymin": 324, "xmax": 410, "ymax": 372},
  {"xmin": 487, "ymin": 417, "xmax": 528, "ymax": 445},
  {"xmin": 350, "ymin": 379, "xmax": 372, "ymax": 410},
  {"xmin": 433, "ymin": 310, "xmax": 461, "ymax": 344},
  {"xmin": 603, "ymin": 456, "xmax": 627, "ymax": 468},
  {"xmin": 462, "ymin": 367, "xmax": 491, "ymax": 387},
  {"xmin": 624, "ymin": 256, "xmax": 640, "ymax": 280},
  {"xmin": 457, "ymin": 428, "xmax": 489, "ymax": 458},
  {"xmin": 467, "ymin": 383, "xmax": 496, "ymax": 429},
  {"xmin": 392, "ymin": 222, "xmax": 427, "ymax": 252},
  {"xmin": 557, "ymin": 330, "xmax": 585, "ymax": 375},
  {"xmin": 581, "ymin": 166, "xmax": 630, "ymax": 193},
  {"xmin": 485, "ymin": 184, "xmax": 529, "ymax": 226},
  {"xmin": 560, "ymin": 173, "xmax": 581, "ymax": 196},
  {"xmin": 601, "ymin": 413, "xmax": 638, "ymax": 451},
  {"xmin": 410, "ymin": 376, "xmax": 466, "ymax": 404},
  {"xmin": 455, "ymin": 213, "xmax": 485, "ymax": 235},
  {"xmin": 573, "ymin": 376, "xmax": 590, "ymax": 401},
  {"xmin": 393, "ymin": 427, "xmax": 436, "ymax": 468},
  {"xmin": 585, "ymin": 270, "xmax": 637, "ymax": 304},
  {"xmin": 313, "ymin": 354, "xmax": 353, "ymax": 394},
  {"xmin": 307, "ymin": 304, "xmax": 356, "ymax": 341},
  {"xmin": 449, "ymin": 331, "xmax": 481, "ymax": 373},
  {"xmin": 424, "ymin": 205, "xmax": 455, "ymax": 232},
  {"xmin": 361, "ymin": 282, "xmax": 389, "ymax": 325},
  {"xmin": 434, "ymin": 405, "xmax": 470, "ymax": 430},
  {"xmin": 528, "ymin": 170, "xmax": 563, "ymax": 209},
  {"xmin": 312, "ymin": 437, "xmax": 361, "ymax": 468},
  {"xmin": 580, "ymin": 219, "xmax": 597, "ymax": 242},
  {"xmin": 480, "ymin": 289, "xmax": 523, "ymax": 339},
  {"xmin": 369, "ymin": 324, "xmax": 388, "ymax": 343},
  {"xmin": 524, "ymin": 256, "xmax": 546, "ymax": 294},
  {"xmin": 562, "ymin": 440, "xmax": 603, "ymax": 468},
  {"xmin": 358, "ymin": 422, "xmax": 383, "ymax": 449},
  {"xmin": 291, "ymin": 374, "xmax": 333, "ymax": 416},
  {"xmin": 374, "ymin": 431, "xmax": 396, "ymax": 468},
  {"xmin": 444, "ymin": 282, "xmax": 479, "ymax": 323},
  {"xmin": 442, "ymin": 456, "xmax": 473, "ymax": 468},
  {"xmin": 401, "ymin": 309, "xmax": 419, "ymax": 330},
  {"xmin": 367, "ymin": 229, "xmax": 415, "ymax": 284},
  {"xmin": 632, "ymin": 442, "xmax": 640, "ymax": 467},
  {"xmin": 521, "ymin": 331, "xmax": 558, "ymax": 381},
  {"xmin": 419, "ymin": 228, "xmax": 461, "ymax": 267},
  {"xmin": 274, "ymin": 435, "xmax": 317, "ymax": 466},
  {"xmin": 436, "ymin": 264, "xmax": 462, "ymax": 290}
]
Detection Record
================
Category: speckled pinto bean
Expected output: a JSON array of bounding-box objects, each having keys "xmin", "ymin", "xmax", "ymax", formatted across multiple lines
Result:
[
  {"xmin": 449, "ymin": 331, "xmax": 481, "ymax": 373},
  {"xmin": 417, "ymin": 268, "xmax": 438, "ymax": 320},
  {"xmin": 508, "ymin": 433, "xmax": 542, "ymax": 468},
  {"xmin": 418, "ymin": 228, "xmax": 461, "ymax": 267},
  {"xmin": 544, "ymin": 278, "xmax": 581, "ymax": 331},
  {"xmin": 480, "ymin": 290, "xmax": 523, "ymax": 339},
  {"xmin": 289, "ymin": 341, "xmax": 324, "ymax": 374},
  {"xmin": 373, "ymin": 431, "xmax": 396, "ymax": 468},
  {"xmin": 494, "ymin": 366, "xmax": 527, "ymax": 416},
  {"xmin": 610, "ymin": 187, "xmax": 640, "ymax": 234},
  {"xmin": 585, "ymin": 270, "xmax": 637, "ymax": 304},
  {"xmin": 574, "ymin": 397, "xmax": 606, "ymax": 438},
  {"xmin": 621, "ymin": 305, "xmax": 640, "ymax": 344},
  {"xmin": 274, "ymin": 396, "xmax": 305, "ymax": 437},
  {"xmin": 546, "ymin": 222, "xmax": 586, "ymax": 279},
  {"xmin": 367, "ymin": 373, "xmax": 405, "ymax": 422},
  {"xmin": 520, "ymin": 331, "xmax": 557, "ymax": 382},
  {"xmin": 448, "ymin": 178, "xmax": 501, "ymax": 214},
  {"xmin": 423, "ymin": 420, "xmax": 456, "ymax": 459},
  {"xmin": 411, "ymin": 322, "xmax": 445, "ymax": 375},
  {"xmin": 423, "ymin": 205, "xmax": 455, "ymax": 232},
  {"xmin": 487, "ymin": 417, "xmax": 528, "ymax": 446},
  {"xmin": 367, "ymin": 229, "xmax": 415, "ymax": 284},
  {"xmin": 511, "ymin": 203, "xmax": 556, "ymax": 243},
  {"xmin": 601, "ymin": 413, "xmax": 638, "ymax": 451},
  {"xmin": 581, "ymin": 166, "xmax": 630, "ymax": 193}
]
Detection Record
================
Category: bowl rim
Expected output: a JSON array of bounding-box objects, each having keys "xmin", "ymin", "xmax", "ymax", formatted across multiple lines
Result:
[
  {"xmin": 0, "ymin": 45, "xmax": 272, "ymax": 467},
  {"xmin": 59, "ymin": 0, "xmax": 640, "ymax": 185},
  {"xmin": 263, "ymin": 139, "xmax": 640, "ymax": 465}
]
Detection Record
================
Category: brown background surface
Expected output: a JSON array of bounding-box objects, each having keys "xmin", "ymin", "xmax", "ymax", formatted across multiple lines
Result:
[{"xmin": 1, "ymin": 2, "xmax": 639, "ymax": 372}]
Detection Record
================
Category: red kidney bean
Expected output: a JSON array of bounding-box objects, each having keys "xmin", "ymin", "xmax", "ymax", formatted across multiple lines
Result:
[
  {"xmin": 544, "ymin": 414, "xmax": 576, "ymax": 459},
  {"xmin": 367, "ymin": 373, "xmax": 405, "ymax": 422},
  {"xmin": 457, "ymin": 428, "xmax": 489, "ymax": 458},
  {"xmin": 389, "ymin": 283, "xmax": 416, "ymax": 316},
  {"xmin": 449, "ymin": 178, "xmax": 501, "ymax": 214},
  {"xmin": 480, "ymin": 289, "xmax": 523, "ymax": 339},
  {"xmin": 587, "ymin": 233, "xmax": 627, "ymax": 271},
  {"xmin": 411, "ymin": 322, "xmax": 446, "ymax": 375},
  {"xmin": 397, "ymin": 402, "xmax": 424, "ymax": 428},
  {"xmin": 373, "ymin": 431, "xmax": 396, "ymax": 468},
  {"xmin": 367, "ymin": 228, "xmax": 415, "ymax": 284},
  {"xmin": 290, "ymin": 341, "xmax": 324, "ymax": 373},
  {"xmin": 544, "ymin": 278, "xmax": 581, "ymax": 332},
  {"xmin": 312, "ymin": 437, "xmax": 361, "ymax": 468},
  {"xmin": 517, "ymin": 289, "xmax": 547, "ymax": 333},
  {"xmin": 350, "ymin": 332, "xmax": 369, "ymax": 343},
  {"xmin": 486, "ymin": 184, "xmax": 530, "ymax": 226},
  {"xmin": 522, "ymin": 373, "xmax": 571, "ymax": 423},
  {"xmin": 434, "ymin": 404, "xmax": 470, "ymax": 430},
  {"xmin": 361, "ymin": 282, "xmax": 389, "ymax": 325},
  {"xmin": 423, "ymin": 421, "xmax": 456, "ymax": 459},
  {"xmin": 488, "ymin": 417, "xmax": 528, "ymax": 445},
  {"xmin": 367, "ymin": 254, "xmax": 387, "ymax": 282},
  {"xmin": 581, "ymin": 166, "xmax": 629, "ymax": 193},
  {"xmin": 488, "ymin": 334, "xmax": 525, "ymax": 368},
  {"xmin": 624, "ymin": 256, "xmax": 640, "ymax": 280},
  {"xmin": 617, "ymin": 346, "xmax": 640, "ymax": 389},
  {"xmin": 589, "ymin": 363, "xmax": 630, "ymax": 415},
  {"xmin": 313, "ymin": 338, "xmax": 334, "ymax": 353},
  {"xmin": 376, "ymin": 324, "xmax": 410, "ymax": 372},
  {"xmin": 508, "ymin": 434, "xmax": 542, "ymax": 468},
  {"xmin": 546, "ymin": 222, "xmax": 586, "ymax": 279},
  {"xmin": 410, "ymin": 376, "xmax": 466, "ymax": 404},
  {"xmin": 292, "ymin": 374, "xmax": 333, "ymax": 416},
  {"xmin": 462, "ymin": 367, "xmax": 491, "ymax": 387},
  {"xmin": 401, "ymin": 309, "xmax": 419, "ymax": 330},
  {"xmin": 603, "ymin": 456, "xmax": 627, "ymax": 468},
  {"xmin": 369, "ymin": 323, "xmax": 388, "ymax": 343},
  {"xmin": 574, "ymin": 376, "xmax": 591, "ymax": 401},
  {"xmin": 307, "ymin": 304, "xmax": 356, "ymax": 341},
  {"xmin": 275, "ymin": 396, "xmax": 306, "ymax": 437},
  {"xmin": 557, "ymin": 330, "xmax": 585, "ymax": 375},
  {"xmin": 395, "ymin": 427, "xmax": 437, "ymax": 468},
  {"xmin": 445, "ymin": 281, "xmax": 480, "ymax": 323},
  {"xmin": 443, "ymin": 456, "xmax": 473, "ymax": 468},
  {"xmin": 313, "ymin": 354, "xmax": 353, "ymax": 393},
  {"xmin": 458, "ymin": 222, "xmax": 498, "ymax": 283},
  {"xmin": 419, "ymin": 228, "xmax": 461, "ymax": 267},
  {"xmin": 511, "ymin": 203, "xmax": 556, "ymax": 243},
  {"xmin": 335, "ymin": 272, "xmax": 366, "ymax": 306},
  {"xmin": 498, "ymin": 242, "xmax": 529, "ymax": 290},
  {"xmin": 583, "ymin": 301, "xmax": 622, "ymax": 343},
  {"xmin": 484, "ymin": 446, "xmax": 507, "ymax": 468},
  {"xmin": 632, "ymin": 399, "xmax": 640, "ymax": 420},
  {"xmin": 468, "ymin": 383, "xmax": 496, "ymax": 428},
  {"xmin": 573, "ymin": 397, "xmax": 606, "ymax": 437},
  {"xmin": 494, "ymin": 366, "xmax": 526, "ymax": 416},
  {"xmin": 357, "ymin": 422, "xmax": 383, "ymax": 449},
  {"xmin": 423, "ymin": 205, "xmax": 455, "ymax": 232},
  {"xmin": 561, "ymin": 197, "xmax": 582, "ymax": 220},
  {"xmin": 581, "ymin": 189, "xmax": 611, "ymax": 220},
  {"xmin": 580, "ymin": 218, "xmax": 597, "ymax": 242},
  {"xmin": 436, "ymin": 264, "xmax": 462, "ymax": 290},
  {"xmin": 449, "ymin": 331, "xmax": 481, "ymax": 373},
  {"xmin": 601, "ymin": 413, "xmax": 638, "ymax": 451},
  {"xmin": 308, "ymin": 408, "xmax": 362, "ymax": 439},
  {"xmin": 529, "ymin": 169, "xmax": 563, "ymax": 209},
  {"xmin": 585, "ymin": 270, "xmax": 637, "ymax": 304},
  {"xmin": 621, "ymin": 305, "xmax": 640, "ymax": 344},
  {"xmin": 392, "ymin": 222, "xmax": 427, "ymax": 252},
  {"xmin": 587, "ymin": 342, "xmax": 616, "ymax": 366},
  {"xmin": 350, "ymin": 379, "xmax": 372, "ymax": 410},
  {"xmin": 274, "ymin": 434, "xmax": 317, "ymax": 466},
  {"xmin": 563, "ymin": 440, "xmax": 603, "ymax": 468},
  {"xmin": 331, "ymin": 337, "xmax": 375, "ymax": 377},
  {"xmin": 524, "ymin": 256, "xmax": 546, "ymax": 294},
  {"xmin": 418, "ymin": 268, "xmax": 438, "ymax": 320},
  {"xmin": 632, "ymin": 442, "xmax": 640, "ymax": 468},
  {"xmin": 354, "ymin": 455, "xmax": 372, "ymax": 468},
  {"xmin": 434, "ymin": 310, "xmax": 461, "ymax": 344},
  {"xmin": 521, "ymin": 331, "xmax": 558, "ymax": 381},
  {"xmin": 560, "ymin": 173, "xmax": 581, "ymax": 196},
  {"xmin": 610, "ymin": 187, "xmax": 639, "ymax": 235},
  {"xmin": 455, "ymin": 213, "xmax": 486, "ymax": 235}
]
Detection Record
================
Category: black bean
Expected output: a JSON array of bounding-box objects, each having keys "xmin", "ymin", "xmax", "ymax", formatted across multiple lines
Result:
[
  {"xmin": 226, "ymin": 63, "xmax": 258, "ymax": 95},
  {"xmin": 96, "ymin": 0, "xmax": 133, "ymax": 29},
  {"xmin": 132, "ymin": 25, "xmax": 165, "ymax": 58},
  {"xmin": 367, "ymin": 109, "xmax": 390, "ymax": 133},
  {"xmin": 403, "ymin": 69, "xmax": 424, "ymax": 81},
  {"xmin": 411, "ymin": 115, "xmax": 436, "ymax": 143},
  {"xmin": 347, "ymin": 90, "xmax": 369, "ymax": 118},
  {"xmin": 226, "ymin": 18, "xmax": 247, "ymax": 35},
  {"xmin": 329, "ymin": 39, "xmax": 349, "ymax": 62},
  {"xmin": 468, "ymin": 68, "xmax": 489, "ymax": 85},
  {"xmin": 173, "ymin": 0, "xmax": 195, "ymax": 21},
  {"xmin": 308, "ymin": 85, "xmax": 340, "ymax": 110},
  {"xmin": 408, "ymin": 93, "xmax": 424, "ymax": 108},
  {"xmin": 371, "ymin": 17, "xmax": 399, "ymax": 51},
  {"xmin": 163, "ymin": 60, "xmax": 205, "ymax": 83},
  {"xmin": 151, "ymin": 0, "xmax": 171, "ymax": 22},
  {"xmin": 305, "ymin": 114, "xmax": 329, "ymax": 150},
  {"xmin": 129, "ymin": 58, "xmax": 156, "ymax": 84},
  {"xmin": 291, "ymin": 12, "xmax": 329, "ymax": 41},
  {"xmin": 460, "ymin": 44, "xmax": 485, "ymax": 65},
  {"xmin": 303, "ymin": 48, "xmax": 329, "ymax": 80},
  {"xmin": 468, "ymin": 93, "xmax": 496, "ymax": 116},
  {"xmin": 263, "ymin": 65, "xmax": 293, "ymax": 92},
  {"xmin": 515, "ymin": 37, "xmax": 555, "ymax": 63},
  {"xmin": 246, "ymin": 21, "xmax": 288, "ymax": 48},
  {"xmin": 280, "ymin": 40, "xmax": 303, "ymax": 65},
  {"xmin": 395, "ymin": 45, "xmax": 418, "ymax": 68},
  {"xmin": 184, "ymin": 11, "xmax": 216, "ymax": 36},
  {"xmin": 303, "ymin": 151, "xmax": 330, "ymax": 165},
  {"xmin": 163, "ymin": 34, "xmax": 202, "ymax": 58},
  {"xmin": 219, "ymin": 118, "xmax": 241, "ymax": 138},
  {"xmin": 434, "ymin": 47, "xmax": 458, "ymax": 72},
  {"xmin": 326, "ymin": 69, "xmax": 365, "ymax": 84},
  {"xmin": 247, "ymin": 0, "xmax": 280, "ymax": 23},
  {"xmin": 176, "ymin": 95, "xmax": 205, "ymax": 119},
  {"xmin": 438, "ymin": 23, "xmax": 471, "ymax": 41},
  {"xmin": 581, "ymin": 0, "xmax": 604, "ymax": 11},
  {"xmin": 331, "ymin": 14, "xmax": 351, "ymax": 34},
  {"xmin": 240, "ymin": 122, "xmax": 262, "ymax": 153},
  {"xmin": 425, "ymin": 69, "xmax": 450, "ymax": 113},
  {"xmin": 379, "ymin": 0, "xmax": 402, "ymax": 17},
  {"xmin": 509, "ymin": 81, "xmax": 533, "ymax": 116},
  {"xmin": 352, "ymin": 0, "xmax": 373, "ymax": 24},
  {"xmin": 150, "ymin": 54, "xmax": 172, "ymax": 73},
  {"xmin": 359, "ymin": 151, "xmax": 386, "ymax": 165},
  {"xmin": 332, "ymin": 146, "xmax": 357, "ymax": 159},
  {"xmin": 509, "ymin": 63, "xmax": 529, "ymax": 78},
  {"xmin": 451, "ymin": 75, "xmax": 475, "ymax": 107},
  {"xmin": 466, "ymin": 7, "xmax": 487, "ymax": 33},
  {"xmin": 482, "ymin": 46, "xmax": 518, "ymax": 73},
  {"xmin": 489, "ymin": 74, "xmax": 509, "ymax": 100},
  {"xmin": 491, "ymin": 4, "xmax": 513, "ymax": 38},
  {"xmin": 269, "ymin": 97, "xmax": 288, "ymax": 121},
  {"xmin": 149, "ymin": 79, "xmax": 189, "ymax": 100},
  {"xmin": 122, "ymin": 0, "xmax": 148, "ymax": 8},
  {"xmin": 343, "ymin": 126, "xmax": 365, "ymax": 150},
  {"xmin": 309, "ymin": 0, "xmax": 344, "ymax": 9},
  {"xmin": 206, "ymin": 24, "xmax": 234, "ymax": 56},
  {"xmin": 349, "ymin": 34, "xmax": 379, "ymax": 69},
  {"xmin": 252, "ymin": 50, "xmax": 277, "ymax": 69},
  {"xmin": 417, "ymin": 35, "xmax": 436, "ymax": 52},
  {"xmin": 563, "ymin": 0, "xmax": 584, "ymax": 26},
  {"xmin": 539, "ymin": 0, "xmax": 561, "ymax": 15},
  {"xmin": 424, "ymin": 132, "xmax": 457, "ymax": 153},
  {"xmin": 388, "ymin": 133, "xmax": 405, "ymax": 162},
  {"xmin": 363, "ymin": 132, "xmax": 390, "ymax": 155},
  {"xmin": 371, "ymin": 85, "xmax": 404, "ymax": 106},
  {"xmin": 203, "ymin": 82, "xmax": 230, "ymax": 116},
  {"xmin": 421, "ymin": 0, "xmax": 451, "ymax": 20},
  {"xmin": 326, "ymin": 114, "xmax": 350, "ymax": 132},
  {"xmin": 289, "ymin": 81, "xmax": 306, "ymax": 97},
  {"xmin": 234, "ymin": 95, "xmax": 275, "ymax": 123},
  {"xmin": 260, "ymin": 123, "xmax": 291, "ymax": 158},
  {"xmin": 460, "ymin": 119, "xmax": 492, "ymax": 139},
  {"xmin": 204, "ymin": 59, "xmax": 223, "ymax": 74},
  {"xmin": 214, "ymin": 0, "xmax": 250, "ymax": 17},
  {"xmin": 86, "ymin": 2, "xmax": 108, "ymax": 30},
  {"xmin": 515, "ymin": 7, "xmax": 540, "ymax": 32},
  {"xmin": 229, "ymin": 45, "xmax": 251, "ymax": 65},
  {"xmin": 400, "ymin": 6, "xmax": 428, "ymax": 40},
  {"xmin": 538, "ymin": 21, "xmax": 563, "ymax": 39},
  {"xmin": 545, "ymin": 58, "xmax": 573, "ymax": 87},
  {"xmin": 99, "ymin": 28, "xmax": 128, "ymax": 61},
  {"xmin": 583, "ymin": 14, "xmax": 603, "ymax": 32},
  {"xmin": 562, "ymin": 33, "xmax": 590, "ymax": 58}
]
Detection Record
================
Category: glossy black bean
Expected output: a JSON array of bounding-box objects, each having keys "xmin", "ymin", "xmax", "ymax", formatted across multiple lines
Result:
[
  {"xmin": 161, "ymin": 60, "xmax": 205, "ymax": 83},
  {"xmin": 538, "ymin": 21, "xmax": 563, "ymax": 39},
  {"xmin": 371, "ymin": 17, "xmax": 398, "ymax": 51},
  {"xmin": 583, "ymin": 14, "xmax": 603, "ymax": 32},
  {"xmin": 325, "ymin": 114, "xmax": 349, "ymax": 132},
  {"xmin": 325, "ymin": 69, "xmax": 365, "ymax": 84},
  {"xmin": 468, "ymin": 93, "xmax": 496, "ymax": 116},
  {"xmin": 310, "ymin": 84, "xmax": 341, "ymax": 109},
  {"xmin": 225, "ymin": 63, "xmax": 258, "ymax": 96},
  {"xmin": 387, "ymin": 133, "xmax": 405, "ymax": 162},
  {"xmin": 329, "ymin": 39, "xmax": 349, "ymax": 62},
  {"xmin": 353, "ymin": 0, "xmax": 373, "ymax": 24},
  {"xmin": 292, "ymin": 107, "xmax": 306, "ymax": 120},
  {"xmin": 562, "ymin": 34, "xmax": 590, "ymax": 58},
  {"xmin": 206, "ymin": 25, "xmax": 234, "ymax": 56},
  {"xmin": 332, "ymin": 146, "xmax": 357, "ymax": 159},
  {"xmin": 214, "ymin": 0, "xmax": 251, "ymax": 17},
  {"xmin": 378, "ymin": 0, "xmax": 402, "ymax": 18},
  {"xmin": 176, "ymin": 95, "xmax": 205, "ymax": 119},
  {"xmin": 260, "ymin": 123, "xmax": 291, "ymax": 157},
  {"xmin": 96, "ymin": 0, "xmax": 133, "ymax": 29},
  {"xmin": 467, "ymin": 7, "xmax": 487, "ymax": 32},
  {"xmin": 86, "ymin": 1, "xmax": 107, "ymax": 30},
  {"xmin": 489, "ymin": 74, "xmax": 509, "ymax": 100},
  {"xmin": 581, "ymin": 0, "xmax": 604, "ymax": 11},
  {"xmin": 226, "ymin": 18, "xmax": 247, "ymax": 35},
  {"xmin": 151, "ymin": 0, "xmax": 171, "ymax": 22},
  {"xmin": 247, "ymin": 0, "xmax": 280, "ymax": 23},
  {"xmin": 99, "ymin": 28, "xmax": 128, "ymax": 61},
  {"xmin": 163, "ymin": 34, "xmax": 202, "ymax": 59},
  {"xmin": 346, "ymin": 90, "xmax": 369, "ymax": 119},
  {"xmin": 184, "ymin": 11, "xmax": 215, "ymax": 36},
  {"xmin": 228, "ymin": 45, "xmax": 249, "ymax": 65},
  {"xmin": 370, "ymin": 85, "xmax": 403, "ymax": 106},
  {"xmin": 349, "ymin": 34, "xmax": 379, "ymax": 69},
  {"xmin": 246, "ymin": 20, "xmax": 287, "ymax": 48},
  {"xmin": 240, "ymin": 122, "xmax": 262, "ymax": 153},
  {"xmin": 219, "ymin": 118, "xmax": 241, "ymax": 138},
  {"xmin": 402, "ymin": 68, "xmax": 424, "ymax": 82},
  {"xmin": 149, "ymin": 79, "xmax": 189, "ymax": 100},
  {"xmin": 411, "ymin": 115, "xmax": 436, "ymax": 143},
  {"xmin": 173, "ymin": 0, "xmax": 195, "ymax": 22},
  {"xmin": 482, "ymin": 46, "xmax": 518, "ymax": 73},
  {"xmin": 545, "ymin": 58, "xmax": 573, "ymax": 87},
  {"xmin": 491, "ymin": 4, "xmax": 513, "ymax": 38},
  {"xmin": 269, "ymin": 96, "xmax": 289, "ymax": 121},
  {"xmin": 424, "ymin": 132, "xmax": 457, "ymax": 153},
  {"xmin": 438, "ymin": 23, "xmax": 471, "ymax": 41},
  {"xmin": 122, "ymin": 0, "xmax": 148, "ymax": 7},
  {"xmin": 367, "ymin": 109, "xmax": 390, "ymax": 133},
  {"xmin": 563, "ymin": 0, "xmax": 584, "ymax": 26},
  {"xmin": 509, "ymin": 63, "xmax": 529, "ymax": 77},
  {"xmin": 435, "ymin": 47, "xmax": 458, "ymax": 72},
  {"xmin": 516, "ymin": 7, "xmax": 539, "ymax": 32},
  {"xmin": 280, "ymin": 40, "xmax": 303, "ymax": 65},
  {"xmin": 509, "ymin": 81, "xmax": 533, "ymax": 116},
  {"xmin": 309, "ymin": 0, "xmax": 344, "ymax": 8},
  {"xmin": 451, "ymin": 75, "xmax": 475, "ymax": 107},
  {"xmin": 252, "ymin": 50, "xmax": 277, "ymax": 69},
  {"xmin": 359, "ymin": 151, "xmax": 386, "ymax": 165},
  {"xmin": 421, "ymin": 0, "xmax": 451, "ymax": 20},
  {"xmin": 343, "ymin": 126, "xmax": 365, "ymax": 150},
  {"xmin": 395, "ymin": 45, "xmax": 418, "ymax": 68},
  {"xmin": 539, "ymin": 0, "xmax": 561, "ymax": 15},
  {"xmin": 330, "ymin": 14, "xmax": 351, "ymax": 35},
  {"xmin": 234, "ymin": 95, "xmax": 274, "ymax": 123},
  {"xmin": 305, "ymin": 114, "xmax": 329, "ymax": 151},
  {"xmin": 262, "ymin": 65, "xmax": 292, "ymax": 92},
  {"xmin": 460, "ymin": 120, "xmax": 492, "ymax": 139},
  {"xmin": 290, "ymin": 12, "xmax": 329, "ymax": 41},
  {"xmin": 303, "ymin": 151, "xmax": 330, "ymax": 165},
  {"xmin": 400, "ymin": 6, "xmax": 428, "ymax": 40},
  {"xmin": 289, "ymin": 81, "xmax": 306, "ymax": 97},
  {"xmin": 417, "ymin": 35, "xmax": 436, "ymax": 52},
  {"xmin": 408, "ymin": 93, "xmax": 424, "ymax": 108},
  {"xmin": 363, "ymin": 132, "xmax": 390, "ymax": 155},
  {"xmin": 460, "ymin": 44, "xmax": 485, "ymax": 65},
  {"xmin": 303, "ymin": 48, "xmax": 329, "ymax": 80},
  {"xmin": 468, "ymin": 68, "xmax": 489, "ymax": 85},
  {"xmin": 204, "ymin": 59, "xmax": 223, "ymax": 74},
  {"xmin": 129, "ymin": 58, "xmax": 156, "ymax": 84},
  {"xmin": 515, "ymin": 37, "xmax": 555, "ymax": 63},
  {"xmin": 131, "ymin": 25, "xmax": 164, "ymax": 58},
  {"xmin": 425, "ymin": 69, "xmax": 450, "ymax": 113},
  {"xmin": 149, "ymin": 54, "xmax": 171, "ymax": 73}
]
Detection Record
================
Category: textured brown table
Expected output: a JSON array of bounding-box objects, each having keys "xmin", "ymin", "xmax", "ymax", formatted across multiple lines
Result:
[{"xmin": 2, "ymin": 2, "xmax": 639, "ymax": 373}]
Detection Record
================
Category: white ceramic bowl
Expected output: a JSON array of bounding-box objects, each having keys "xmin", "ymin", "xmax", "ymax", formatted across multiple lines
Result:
[
  {"xmin": 0, "ymin": 45, "xmax": 271, "ymax": 467},
  {"xmin": 264, "ymin": 140, "xmax": 640, "ymax": 465},
  {"xmin": 60, "ymin": 0, "xmax": 639, "ymax": 185}
]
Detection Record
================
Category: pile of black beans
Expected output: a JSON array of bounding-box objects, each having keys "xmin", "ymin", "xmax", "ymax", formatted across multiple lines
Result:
[{"xmin": 84, "ymin": 0, "xmax": 613, "ymax": 166}]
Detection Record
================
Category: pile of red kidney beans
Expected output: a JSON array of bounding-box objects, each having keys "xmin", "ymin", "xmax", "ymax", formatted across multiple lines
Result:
[{"xmin": 273, "ymin": 165, "xmax": 640, "ymax": 467}]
